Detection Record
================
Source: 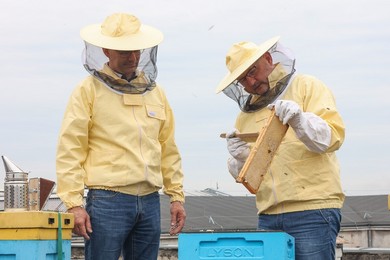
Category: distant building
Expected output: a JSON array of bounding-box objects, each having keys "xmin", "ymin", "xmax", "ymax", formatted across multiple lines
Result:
[{"xmin": 1, "ymin": 189, "xmax": 390, "ymax": 259}]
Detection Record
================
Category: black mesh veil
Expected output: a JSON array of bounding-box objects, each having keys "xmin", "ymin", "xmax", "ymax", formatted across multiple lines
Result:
[
  {"xmin": 222, "ymin": 42, "xmax": 296, "ymax": 112},
  {"xmin": 82, "ymin": 42, "xmax": 158, "ymax": 94}
]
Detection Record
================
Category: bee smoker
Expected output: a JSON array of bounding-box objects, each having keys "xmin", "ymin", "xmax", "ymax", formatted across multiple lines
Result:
[{"xmin": 2, "ymin": 155, "xmax": 29, "ymax": 211}]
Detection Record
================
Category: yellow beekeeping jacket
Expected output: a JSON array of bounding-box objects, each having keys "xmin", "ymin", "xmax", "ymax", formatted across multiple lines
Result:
[
  {"xmin": 56, "ymin": 66, "xmax": 184, "ymax": 209},
  {"xmin": 235, "ymin": 74, "xmax": 345, "ymax": 214}
]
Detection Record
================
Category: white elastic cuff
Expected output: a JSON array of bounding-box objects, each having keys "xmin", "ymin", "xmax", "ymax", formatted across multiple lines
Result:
[{"xmin": 294, "ymin": 112, "xmax": 331, "ymax": 153}]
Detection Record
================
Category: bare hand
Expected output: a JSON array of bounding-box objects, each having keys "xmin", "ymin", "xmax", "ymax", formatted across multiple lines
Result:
[
  {"xmin": 169, "ymin": 201, "xmax": 186, "ymax": 236},
  {"xmin": 68, "ymin": 206, "xmax": 92, "ymax": 240}
]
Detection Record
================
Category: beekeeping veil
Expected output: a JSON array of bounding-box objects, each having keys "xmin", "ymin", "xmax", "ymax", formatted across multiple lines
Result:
[
  {"xmin": 216, "ymin": 36, "xmax": 296, "ymax": 112},
  {"xmin": 80, "ymin": 13, "xmax": 163, "ymax": 94}
]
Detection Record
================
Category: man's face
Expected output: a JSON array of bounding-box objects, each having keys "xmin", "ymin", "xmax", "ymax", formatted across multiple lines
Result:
[
  {"xmin": 237, "ymin": 52, "xmax": 275, "ymax": 95},
  {"xmin": 103, "ymin": 49, "xmax": 141, "ymax": 78}
]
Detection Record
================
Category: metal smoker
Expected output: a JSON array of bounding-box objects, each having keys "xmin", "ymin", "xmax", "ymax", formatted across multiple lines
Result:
[{"xmin": 2, "ymin": 155, "xmax": 29, "ymax": 211}]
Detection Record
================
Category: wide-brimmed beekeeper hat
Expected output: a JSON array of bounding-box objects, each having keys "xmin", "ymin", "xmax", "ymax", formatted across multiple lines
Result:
[
  {"xmin": 80, "ymin": 13, "xmax": 163, "ymax": 51},
  {"xmin": 215, "ymin": 36, "xmax": 280, "ymax": 93}
]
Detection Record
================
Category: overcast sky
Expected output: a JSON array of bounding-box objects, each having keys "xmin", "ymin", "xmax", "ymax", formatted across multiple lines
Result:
[{"xmin": 1, "ymin": 0, "xmax": 389, "ymax": 196}]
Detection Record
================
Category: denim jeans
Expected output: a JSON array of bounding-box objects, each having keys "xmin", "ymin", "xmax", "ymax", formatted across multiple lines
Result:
[
  {"xmin": 258, "ymin": 208, "xmax": 341, "ymax": 260},
  {"xmin": 84, "ymin": 190, "xmax": 161, "ymax": 260}
]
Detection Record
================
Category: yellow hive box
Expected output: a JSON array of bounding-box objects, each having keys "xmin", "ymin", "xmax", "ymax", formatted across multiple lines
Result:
[{"xmin": 0, "ymin": 211, "xmax": 74, "ymax": 240}]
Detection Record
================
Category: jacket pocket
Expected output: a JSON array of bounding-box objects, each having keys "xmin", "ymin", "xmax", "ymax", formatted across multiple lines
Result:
[{"xmin": 144, "ymin": 104, "xmax": 166, "ymax": 139}]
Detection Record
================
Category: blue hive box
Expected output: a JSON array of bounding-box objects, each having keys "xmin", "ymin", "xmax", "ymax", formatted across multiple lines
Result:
[
  {"xmin": 179, "ymin": 231, "xmax": 294, "ymax": 259},
  {"xmin": 0, "ymin": 240, "xmax": 71, "ymax": 260}
]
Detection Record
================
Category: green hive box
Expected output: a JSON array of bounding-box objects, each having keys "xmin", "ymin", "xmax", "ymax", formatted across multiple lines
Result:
[
  {"xmin": 0, "ymin": 211, "xmax": 74, "ymax": 260},
  {"xmin": 178, "ymin": 231, "xmax": 295, "ymax": 259}
]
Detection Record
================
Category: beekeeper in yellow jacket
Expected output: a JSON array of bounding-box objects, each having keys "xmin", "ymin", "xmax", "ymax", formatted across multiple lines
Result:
[
  {"xmin": 216, "ymin": 36, "xmax": 345, "ymax": 260},
  {"xmin": 56, "ymin": 13, "xmax": 186, "ymax": 260}
]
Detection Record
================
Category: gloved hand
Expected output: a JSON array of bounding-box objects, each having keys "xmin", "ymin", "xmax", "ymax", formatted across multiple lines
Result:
[
  {"xmin": 227, "ymin": 156, "xmax": 245, "ymax": 180},
  {"xmin": 267, "ymin": 100, "xmax": 301, "ymax": 126},
  {"xmin": 226, "ymin": 129, "xmax": 250, "ymax": 161},
  {"xmin": 268, "ymin": 100, "xmax": 331, "ymax": 153}
]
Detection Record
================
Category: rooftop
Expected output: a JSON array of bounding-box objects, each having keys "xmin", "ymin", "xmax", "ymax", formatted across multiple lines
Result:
[{"xmin": 1, "ymin": 189, "xmax": 389, "ymax": 233}]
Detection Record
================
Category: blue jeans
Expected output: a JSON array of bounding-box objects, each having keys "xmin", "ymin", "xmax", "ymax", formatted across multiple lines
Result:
[
  {"xmin": 85, "ymin": 190, "xmax": 161, "ymax": 260},
  {"xmin": 258, "ymin": 208, "xmax": 341, "ymax": 260}
]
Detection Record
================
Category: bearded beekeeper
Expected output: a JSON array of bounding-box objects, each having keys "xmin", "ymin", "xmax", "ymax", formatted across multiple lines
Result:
[
  {"xmin": 56, "ymin": 13, "xmax": 186, "ymax": 260},
  {"xmin": 216, "ymin": 36, "xmax": 345, "ymax": 260}
]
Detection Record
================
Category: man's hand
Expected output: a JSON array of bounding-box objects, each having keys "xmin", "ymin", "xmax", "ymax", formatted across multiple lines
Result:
[
  {"xmin": 226, "ymin": 129, "xmax": 250, "ymax": 161},
  {"xmin": 68, "ymin": 206, "xmax": 92, "ymax": 240},
  {"xmin": 268, "ymin": 100, "xmax": 301, "ymax": 125},
  {"xmin": 269, "ymin": 100, "xmax": 331, "ymax": 153},
  {"xmin": 169, "ymin": 201, "xmax": 186, "ymax": 236},
  {"xmin": 227, "ymin": 156, "xmax": 245, "ymax": 179}
]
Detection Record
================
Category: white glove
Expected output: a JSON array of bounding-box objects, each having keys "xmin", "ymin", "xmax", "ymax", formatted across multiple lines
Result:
[
  {"xmin": 268, "ymin": 100, "xmax": 331, "ymax": 153},
  {"xmin": 226, "ymin": 129, "xmax": 250, "ymax": 161},
  {"xmin": 268, "ymin": 100, "xmax": 300, "ymax": 125},
  {"xmin": 227, "ymin": 156, "xmax": 245, "ymax": 180}
]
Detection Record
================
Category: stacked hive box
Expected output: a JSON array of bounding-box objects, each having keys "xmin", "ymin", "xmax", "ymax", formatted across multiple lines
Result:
[{"xmin": 0, "ymin": 211, "xmax": 74, "ymax": 260}]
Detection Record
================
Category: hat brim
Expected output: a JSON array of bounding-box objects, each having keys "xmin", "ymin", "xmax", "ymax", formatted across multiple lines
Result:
[
  {"xmin": 80, "ymin": 23, "xmax": 164, "ymax": 51},
  {"xmin": 215, "ymin": 36, "xmax": 280, "ymax": 93}
]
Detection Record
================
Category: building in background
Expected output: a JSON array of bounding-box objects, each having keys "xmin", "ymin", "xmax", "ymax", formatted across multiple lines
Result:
[{"xmin": 1, "ymin": 189, "xmax": 390, "ymax": 259}]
